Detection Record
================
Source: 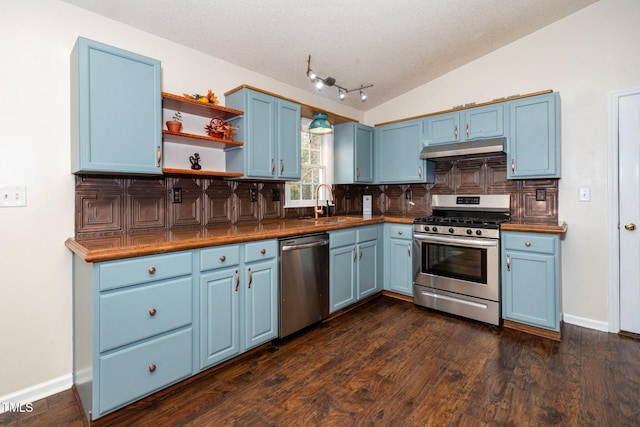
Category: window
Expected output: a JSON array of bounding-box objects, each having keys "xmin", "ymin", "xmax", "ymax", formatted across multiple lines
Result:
[{"xmin": 285, "ymin": 117, "xmax": 333, "ymax": 208}]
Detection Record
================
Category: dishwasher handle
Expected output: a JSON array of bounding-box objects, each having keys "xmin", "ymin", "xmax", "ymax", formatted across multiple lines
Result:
[{"xmin": 281, "ymin": 239, "xmax": 329, "ymax": 251}]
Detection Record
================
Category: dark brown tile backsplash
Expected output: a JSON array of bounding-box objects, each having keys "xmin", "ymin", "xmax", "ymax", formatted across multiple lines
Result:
[{"xmin": 75, "ymin": 155, "xmax": 558, "ymax": 237}]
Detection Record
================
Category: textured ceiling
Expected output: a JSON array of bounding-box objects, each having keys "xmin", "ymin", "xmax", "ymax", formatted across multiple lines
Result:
[{"xmin": 62, "ymin": 0, "xmax": 598, "ymax": 110}]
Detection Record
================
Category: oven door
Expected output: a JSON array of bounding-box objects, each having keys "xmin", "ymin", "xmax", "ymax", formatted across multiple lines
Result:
[{"xmin": 412, "ymin": 233, "xmax": 499, "ymax": 302}]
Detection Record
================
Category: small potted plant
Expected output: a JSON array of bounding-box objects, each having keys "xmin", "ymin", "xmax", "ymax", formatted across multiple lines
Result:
[{"xmin": 166, "ymin": 111, "xmax": 183, "ymax": 133}]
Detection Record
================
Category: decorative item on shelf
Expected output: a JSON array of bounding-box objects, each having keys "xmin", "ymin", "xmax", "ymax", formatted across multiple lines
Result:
[
  {"xmin": 166, "ymin": 111, "xmax": 182, "ymax": 132},
  {"xmin": 183, "ymin": 89, "xmax": 219, "ymax": 104},
  {"xmin": 205, "ymin": 117, "xmax": 237, "ymax": 140},
  {"xmin": 189, "ymin": 153, "xmax": 202, "ymax": 170},
  {"xmin": 306, "ymin": 55, "xmax": 373, "ymax": 103}
]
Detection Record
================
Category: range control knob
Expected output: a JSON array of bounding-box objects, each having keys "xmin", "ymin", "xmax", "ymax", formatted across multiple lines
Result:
[
  {"xmin": 466, "ymin": 229, "xmax": 473, "ymax": 235},
  {"xmin": 476, "ymin": 230, "xmax": 482, "ymax": 236},
  {"xmin": 432, "ymin": 226, "xmax": 438, "ymax": 232},
  {"xmin": 448, "ymin": 228, "xmax": 455, "ymax": 233}
]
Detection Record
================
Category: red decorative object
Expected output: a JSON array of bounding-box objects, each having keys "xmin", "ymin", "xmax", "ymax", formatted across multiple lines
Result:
[{"xmin": 205, "ymin": 117, "xmax": 236, "ymax": 140}]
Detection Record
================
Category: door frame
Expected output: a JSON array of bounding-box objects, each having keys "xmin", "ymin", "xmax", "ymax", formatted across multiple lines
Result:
[{"xmin": 607, "ymin": 86, "xmax": 640, "ymax": 332}]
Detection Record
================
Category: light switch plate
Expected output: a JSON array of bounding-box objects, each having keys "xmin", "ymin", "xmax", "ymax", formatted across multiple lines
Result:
[
  {"xmin": 579, "ymin": 187, "xmax": 591, "ymax": 202},
  {"xmin": 0, "ymin": 185, "xmax": 27, "ymax": 207}
]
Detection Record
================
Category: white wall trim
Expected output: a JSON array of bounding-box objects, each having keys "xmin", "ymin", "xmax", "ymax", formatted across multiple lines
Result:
[
  {"xmin": 0, "ymin": 374, "xmax": 72, "ymax": 414},
  {"xmin": 563, "ymin": 314, "xmax": 609, "ymax": 333},
  {"xmin": 606, "ymin": 86, "xmax": 640, "ymax": 333}
]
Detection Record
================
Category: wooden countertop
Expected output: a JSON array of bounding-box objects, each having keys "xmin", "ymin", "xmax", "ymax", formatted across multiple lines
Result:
[
  {"xmin": 500, "ymin": 221, "xmax": 568, "ymax": 235},
  {"xmin": 66, "ymin": 215, "xmax": 414, "ymax": 263}
]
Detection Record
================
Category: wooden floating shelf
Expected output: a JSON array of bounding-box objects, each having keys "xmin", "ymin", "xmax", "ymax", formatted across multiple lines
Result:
[
  {"xmin": 162, "ymin": 130, "xmax": 243, "ymax": 149},
  {"xmin": 161, "ymin": 92, "xmax": 243, "ymax": 120},
  {"xmin": 162, "ymin": 168, "xmax": 244, "ymax": 178}
]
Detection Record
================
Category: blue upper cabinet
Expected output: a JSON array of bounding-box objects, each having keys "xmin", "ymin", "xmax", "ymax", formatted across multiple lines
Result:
[
  {"xmin": 375, "ymin": 118, "xmax": 434, "ymax": 183},
  {"xmin": 225, "ymin": 87, "xmax": 301, "ymax": 180},
  {"xmin": 334, "ymin": 122, "xmax": 374, "ymax": 184},
  {"xmin": 424, "ymin": 104, "xmax": 504, "ymax": 145},
  {"xmin": 507, "ymin": 92, "xmax": 560, "ymax": 179},
  {"xmin": 70, "ymin": 37, "xmax": 162, "ymax": 174}
]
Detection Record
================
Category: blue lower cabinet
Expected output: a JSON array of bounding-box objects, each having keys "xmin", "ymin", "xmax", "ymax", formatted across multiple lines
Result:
[
  {"xmin": 329, "ymin": 226, "xmax": 381, "ymax": 313},
  {"xmin": 501, "ymin": 231, "xmax": 560, "ymax": 331},
  {"xmin": 383, "ymin": 224, "xmax": 414, "ymax": 296},
  {"xmin": 73, "ymin": 251, "xmax": 195, "ymax": 420},
  {"xmin": 199, "ymin": 240, "xmax": 277, "ymax": 370}
]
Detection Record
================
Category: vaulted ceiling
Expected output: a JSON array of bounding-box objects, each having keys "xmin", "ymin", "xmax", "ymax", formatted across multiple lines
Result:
[{"xmin": 63, "ymin": 0, "xmax": 598, "ymax": 110}]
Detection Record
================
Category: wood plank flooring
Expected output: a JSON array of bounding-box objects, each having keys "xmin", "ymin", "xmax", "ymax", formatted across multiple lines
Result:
[{"xmin": 2, "ymin": 295, "xmax": 639, "ymax": 426}]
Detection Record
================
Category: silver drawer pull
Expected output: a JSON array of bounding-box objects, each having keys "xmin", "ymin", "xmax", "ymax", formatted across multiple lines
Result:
[
  {"xmin": 148, "ymin": 363, "xmax": 156, "ymax": 373},
  {"xmin": 525, "ymin": 242, "xmax": 531, "ymax": 247},
  {"xmin": 149, "ymin": 308, "xmax": 157, "ymax": 316},
  {"xmin": 398, "ymin": 230, "xmax": 403, "ymax": 235},
  {"xmin": 220, "ymin": 255, "xmax": 226, "ymax": 262},
  {"xmin": 260, "ymin": 248, "xmax": 266, "ymax": 255},
  {"xmin": 148, "ymin": 267, "xmax": 156, "ymax": 275}
]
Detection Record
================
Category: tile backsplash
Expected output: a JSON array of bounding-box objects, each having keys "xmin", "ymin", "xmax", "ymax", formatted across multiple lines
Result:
[{"xmin": 75, "ymin": 155, "xmax": 558, "ymax": 237}]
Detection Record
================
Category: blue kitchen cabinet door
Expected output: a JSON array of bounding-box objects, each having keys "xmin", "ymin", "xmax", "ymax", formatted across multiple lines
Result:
[
  {"xmin": 225, "ymin": 88, "xmax": 301, "ymax": 180},
  {"xmin": 388, "ymin": 236, "xmax": 413, "ymax": 296},
  {"xmin": 376, "ymin": 119, "xmax": 434, "ymax": 183},
  {"xmin": 71, "ymin": 37, "xmax": 162, "ymax": 174},
  {"xmin": 276, "ymin": 99, "xmax": 302, "ymax": 180},
  {"xmin": 243, "ymin": 258, "xmax": 278, "ymax": 350},
  {"xmin": 334, "ymin": 122, "xmax": 374, "ymax": 184},
  {"xmin": 465, "ymin": 104, "xmax": 504, "ymax": 140},
  {"xmin": 424, "ymin": 111, "xmax": 462, "ymax": 145},
  {"xmin": 329, "ymin": 245, "xmax": 357, "ymax": 313},
  {"xmin": 501, "ymin": 232, "xmax": 560, "ymax": 331},
  {"xmin": 200, "ymin": 267, "xmax": 241, "ymax": 369},
  {"xmin": 357, "ymin": 239, "xmax": 378, "ymax": 299},
  {"xmin": 508, "ymin": 92, "xmax": 560, "ymax": 179}
]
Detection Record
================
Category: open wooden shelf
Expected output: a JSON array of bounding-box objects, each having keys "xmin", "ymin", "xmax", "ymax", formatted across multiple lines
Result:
[
  {"xmin": 162, "ymin": 130, "xmax": 243, "ymax": 149},
  {"xmin": 161, "ymin": 92, "xmax": 243, "ymax": 120},
  {"xmin": 162, "ymin": 168, "xmax": 244, "ymax": 178}
]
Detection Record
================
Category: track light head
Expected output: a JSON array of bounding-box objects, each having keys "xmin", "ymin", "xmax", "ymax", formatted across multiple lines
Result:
[
  {"xmin": 338, "ymin": 89, "xmax": 346, "ymax": 100},
  {"xmin": 308, "ymin": 69, "xmax": 316, "ymax": 81},
  {"xmin": 360, "ymin": 89, "xmax": 367, "ymax": 102},
  {"xmin": 315, "ymin": 79, "xmax": 324, "ymax": 90}
]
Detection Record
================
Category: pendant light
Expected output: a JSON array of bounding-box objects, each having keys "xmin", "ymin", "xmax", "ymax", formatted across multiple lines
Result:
[{"xmin": 309, "ymin": 113, "xmax": 332, "ymax": 134}]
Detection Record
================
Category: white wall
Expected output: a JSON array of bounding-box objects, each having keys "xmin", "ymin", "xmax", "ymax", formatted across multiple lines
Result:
[
  {"xmin": 1, "ymin": 0, "xmax": 636, "ymax": 402},
  {"xmin": 365, "ymin": 0, "xmax": 640, "ymax": 332},
  {"xmin": 0, "ymin": 0, "xmax": 362, "ymax": 400}
]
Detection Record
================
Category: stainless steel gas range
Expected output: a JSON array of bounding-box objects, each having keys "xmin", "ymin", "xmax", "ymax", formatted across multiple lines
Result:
[{"xmin": 412, "ymin": 194, "xmax": 510, "ymax": 325}]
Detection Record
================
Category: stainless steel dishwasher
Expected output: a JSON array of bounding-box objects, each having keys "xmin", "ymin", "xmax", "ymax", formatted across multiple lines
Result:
[{"xmin": 279, "ymin": 233, "xmax": 329, "ymax": 338}]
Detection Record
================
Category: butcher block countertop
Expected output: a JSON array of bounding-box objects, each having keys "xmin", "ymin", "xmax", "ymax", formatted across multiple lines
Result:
[
  {"xmin": 66, "ymin": 215, "xmax": 414, "ymax": 263},
  {"xmin": 500, "ymin": 221, "xmax": 568, "ymax": 235}
]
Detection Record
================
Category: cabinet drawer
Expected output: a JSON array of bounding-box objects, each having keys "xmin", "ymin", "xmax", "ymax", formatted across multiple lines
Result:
[
  {"xmin": 357, "ymin": 225, "xmax": 379, "ymax": 242},
  {"xmin": 99, "ymin": 252, "xmax": 192, "ymax": 291},
  {"xmin": 389, "ymin": 224, "xmax": 412, "ymax": 240},
  {"xmin": 99, "ymin": 328, "xmax": 192, "ymax": 415},
  {"xmin": 244, "ymin": 239, "xmax": 277, "ymax": 263},
  {"xmin": 200, "ymin": 245, "xmax": 240, "ymax": 271},
  {"xmin": 330, "ymin": 230, "xmax": 357, "ymax": 248},
  {"xmin": 502, "ymin": 232, "xmax": 556, "ymax": 254},
  {"xmin": 99, "ymin": 277, "xmax": 192, "ymax": 352}
]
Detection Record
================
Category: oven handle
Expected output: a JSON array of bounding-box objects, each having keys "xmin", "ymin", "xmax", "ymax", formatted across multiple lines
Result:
[
  {"xmin": 413, "ymin": 233, "xmax": 498, "ymax": 248},
  {"xmin": 419, "ymin": 291, "xmax": 489, "ymax": 310}
]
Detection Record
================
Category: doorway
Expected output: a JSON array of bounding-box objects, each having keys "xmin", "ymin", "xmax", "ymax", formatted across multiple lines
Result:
[{"xmin": 608, "ymin": 87, "xmax": 640, "ymax": 334}]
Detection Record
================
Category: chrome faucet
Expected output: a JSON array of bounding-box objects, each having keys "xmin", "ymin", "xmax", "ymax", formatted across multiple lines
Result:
[{"xmin": 314, "ymin": 183, "xmax": 334, "ymax": 219}]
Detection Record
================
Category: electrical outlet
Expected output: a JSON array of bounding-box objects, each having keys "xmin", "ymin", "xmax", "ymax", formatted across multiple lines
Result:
[
  {"xmin": 271, "ymin": 189, "xmax": 280, "ymax": 202},
  {"xmin": 250, "ymin": 188, "xmax": 257, "ymax": 202},
  {"xmin": 405, "ymin": 190, "xmax": 412, "ymax": 200},
  {"xmin": 0, "ymin": 185, "xmax": 26, "ymax": 207},
  {"xmin": 172, "ymin": 188, "xmax": 182, "ymax": 203},
  {"xmin": 535, "ymin": 189, "xmax": 546, "ymax": 201}
]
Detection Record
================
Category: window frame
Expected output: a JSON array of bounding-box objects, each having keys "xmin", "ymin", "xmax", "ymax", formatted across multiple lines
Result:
[{"xmin": 284, "ymin": 118, "xmax": 333, "ymax": 208}]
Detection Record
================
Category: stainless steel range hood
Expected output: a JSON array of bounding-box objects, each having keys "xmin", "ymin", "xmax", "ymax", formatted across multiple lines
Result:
[{"xmin": 419, "ymin": 137, "xmax": 506, "ymax": 160}]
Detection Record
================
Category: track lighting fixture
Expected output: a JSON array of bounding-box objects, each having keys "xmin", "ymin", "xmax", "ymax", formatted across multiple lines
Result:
[{"xmin": 306, "ymin": 55, "xmax": 373, "ymax": 103}]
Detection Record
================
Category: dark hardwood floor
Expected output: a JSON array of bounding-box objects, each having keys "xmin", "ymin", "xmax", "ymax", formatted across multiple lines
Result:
[{"xmin": 2, "ymin": 295, "xmax": 639, "ymax": 426}]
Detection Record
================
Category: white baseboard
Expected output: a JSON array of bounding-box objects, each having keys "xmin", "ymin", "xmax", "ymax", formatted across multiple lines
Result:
[
  {"xmin": 0, "ymin": 374, "xmax": 72, "ymax": 414},
  {"xmin": 563, "ymin": 313, "xmax": 610, "ymax": 332}
]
